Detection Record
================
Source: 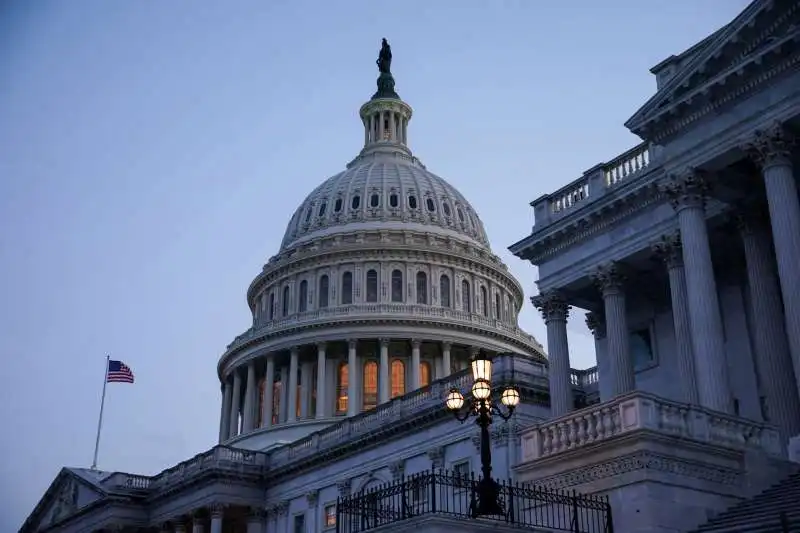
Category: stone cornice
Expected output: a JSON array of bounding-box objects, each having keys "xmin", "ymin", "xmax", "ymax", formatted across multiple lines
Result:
[{"xmin": 248, "ymin": 228, "xmax": 522, "ymax": 305}]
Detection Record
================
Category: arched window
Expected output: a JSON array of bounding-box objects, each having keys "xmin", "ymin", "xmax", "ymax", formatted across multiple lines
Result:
[
  {"xmin": 351, "ymin": 195, "xmax": 361, "ymax": 210},
  {"xmin": 298, "ymin": 280, "xmax": 308, "ymax": 313},
  {"xmin": 370, "ymin": 194, "xmax": 380, "ymax": 208},
  {"xmin": 318, "ymin": 275, "xmax": 329, "ymax": 308},
  {"xmin": 304, "ymin": 205, "xmax": 313, "ymax": 224},
  {"xmin": 408, "ymin": 195, "xmax": 418, "ymax": 209},
  {"xmin": 481, "ymin": 286, "xmax": 488, "ymax": 316},
  {"xmin": 363, "ymin": 361, "xmax": 378, "ymax": 410},
  {"xmin": 272, "ymin": 380, "xmax": 282, "ymax": 425},
  {"xmin": 282, "ymin": 286, "xmax": 290, "ymax": 316},
  {"xmin": 442, "ymin": 202, "xmax": 451, "ymax": 217},
  {"xmin": 389, "ymin": 194, "xmax": 399, "ymax": 208},
  {"xmin": 391, "ymin": 269, "xmax": 403, "ymax": 302},
  {"xmin": 342, "ymin": 271, "xmax": 353, "ymax": 304},
  {"xmin": 416, "ymin": 271, "xmax": 428, "ymax": 304},
  {"xmin": 391, "ymin": 360, "xmax": 405, "ymax": 398},
  {"xmin": 318, "ymin": 202, "xmax": 327, "ymax": 217},
  {"xmin": 495, "ymin": 292, "xmax": 501, "ymax": 319},
  {"xmin": 337, "ymin": 363, "xmax": 349, "ymax": 415},
  {"xmin": 366, "ymin": 269, "xmax": 378, "ymax": 303},
  {"xmin": 440, "ymin": 275, "xmax": 451, "ymax": 308},
  {"xmin": 268, "ymin": 292, "xmax": 275, "ymax": 320},
  {"xmin": 426, "ymin": 198, "xmax": 436, "ymax": 212},
  {"xmin": 420, "ymin": 361, "xmax": 432, "ymax": 387},
  {"xmin": 462, "ymin": 280, "xmax": 471, "ymax": 313},
  {"xmin": 334, "ymin": 198, "xmax": 343, "ymax": 212}
]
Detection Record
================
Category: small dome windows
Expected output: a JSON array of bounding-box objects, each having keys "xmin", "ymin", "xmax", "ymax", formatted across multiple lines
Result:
[
  {"xmin": 351, "ymin": 195, "xmax": 361, "ymax": 210},
  {"xmin": 426, "ymin": 198, "xmax": 436, "ymax": 212},
  {"xmin": 457, "ymin": 207, "xmax": 465, "ymax": 223},
  {"xmin": 389, "ymin": 194, "xmax": 399, "ymax": 208},
  {"xmin": 408, "ymin": 195, "xmax": 418, "ymax": 209},
  {"xmin": 334, "ymin": 198, "xmax": 343, "ymax": 212},
  {"xmin": 370, "ymin": 193, "xmax": 380, "ymax": 208},
  {"xmin": 318, "ymin": 202, "xmax": 327, "ymax": 217},
  {"xmin": 442, "ymin": 202, "xmax": 451, "ymax": 217},
  {"xmin": 304, "ymin": 205, "xmax": 314, "ymax": 223}
]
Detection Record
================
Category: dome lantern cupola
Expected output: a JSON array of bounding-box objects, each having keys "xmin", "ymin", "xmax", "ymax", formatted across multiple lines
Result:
[{"xmin": 359, "ymin": 38, "xmax": 413, "ymax": 157}]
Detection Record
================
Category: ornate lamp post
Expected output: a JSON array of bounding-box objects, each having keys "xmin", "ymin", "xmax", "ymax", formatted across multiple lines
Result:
[{"xmin": 445, "ymin": 352, "xmax": 520, "ymax": 518}]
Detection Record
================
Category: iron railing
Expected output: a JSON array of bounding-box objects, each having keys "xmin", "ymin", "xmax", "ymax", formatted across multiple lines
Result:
[{"xmin": 336, "ymin": 469, "xmax": 613, "ymax": 533}]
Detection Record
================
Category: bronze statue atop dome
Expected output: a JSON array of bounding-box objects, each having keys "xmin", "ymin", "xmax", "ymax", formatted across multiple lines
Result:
[{"xmin": 377, "ymin": 38, "xmax": 392, "ymax": 74}]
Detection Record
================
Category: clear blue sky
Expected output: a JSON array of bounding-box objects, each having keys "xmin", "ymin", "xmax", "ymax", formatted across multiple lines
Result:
[{"xmin": 0, "ymin": 1, "xmax": 749, "ymax": 529}]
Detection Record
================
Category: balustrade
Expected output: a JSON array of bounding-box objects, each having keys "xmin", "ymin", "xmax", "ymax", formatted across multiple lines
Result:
[{"xmin": 520, "ymin": 391, "xmax": 783, "ymax": 463}]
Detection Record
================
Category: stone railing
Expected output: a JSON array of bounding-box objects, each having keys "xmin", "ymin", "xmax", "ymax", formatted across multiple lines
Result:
[
  {"xmin": 531, "ymin": 142, "xmax": 654, "ymax": 227},
  {"xmin": 571, "ymin": 366, "xmax": 599, "ymax": 388},
  {"xmin": 227, "ymin": 303, "xmax": 540, "ymax": 352},
  {"xmin": 520, "ymin": 391, "xmax": 783, "ymax": 463}
]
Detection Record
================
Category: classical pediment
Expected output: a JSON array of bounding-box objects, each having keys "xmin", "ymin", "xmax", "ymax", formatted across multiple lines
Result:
[
  {"xmin": 625, "ymin": 0, "xmax": 800, "ymax": 141},
  {"xmin": 20, "ymin": 468, "xmax": 107, "ymax": 533}
]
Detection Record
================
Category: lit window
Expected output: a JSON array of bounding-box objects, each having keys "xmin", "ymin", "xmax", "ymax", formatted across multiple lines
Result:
[
  {"xmin": 420, "ymin": 361, "xmax": 431, "ymax": 387},
  {"xmin": 363, "ymin": 361, "xmax": 377, "ymax": 410},
  {"xmin": 325, "ymin": 504, "xmax": 337, "ymax": 527},
  {"xmin": 391, "ymin": 359, "xmax": 405, "ymax": 398},
  {"xmin": 440, "ymin": 275, "xmax": 451, "ymax": 308},
  {"xmin": 416, "ymin": 271, "xmax": 427, "ymax": 304},
  {"xmin": 366, "ymin": 269, "xmax": 378, "ymax": 303},
  {"xmin": 391, "ymin": 269, "xmax": 403, "ymax": 302},
  {"xmin": 342, "ymin": 272, "xmax": 353, "ymax": 304},
  {"xmin": 337, "ymin": 363, "xmax": 348, "ymax": 414}
]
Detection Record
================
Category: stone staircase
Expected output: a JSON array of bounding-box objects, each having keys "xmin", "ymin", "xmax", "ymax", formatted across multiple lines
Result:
[{"xmin": 689, "ymin": 470, "xmax": 800, "ymax": 532}]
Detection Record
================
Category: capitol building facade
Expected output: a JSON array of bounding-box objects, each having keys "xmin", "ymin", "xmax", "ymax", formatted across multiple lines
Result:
[{"xmin": 21, "ymin": 1, "xmax": 800, "ymax": 532}]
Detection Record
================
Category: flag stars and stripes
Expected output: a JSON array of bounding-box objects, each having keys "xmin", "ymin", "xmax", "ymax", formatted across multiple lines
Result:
[{"xmin": 106, "ymin": 360, "xmax": 135, "ymax": 384}]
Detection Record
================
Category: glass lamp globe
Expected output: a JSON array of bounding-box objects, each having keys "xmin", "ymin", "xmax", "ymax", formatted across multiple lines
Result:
[
  {"xmin": 446, "ymin": 388, "xmax": 465, "ymax": 410},
  {"xmin": 471, "ymin": 353, "xmax": 492, "ymax": 382},
  {"xmin": 501, "ymin": 386, "xmax": 520, "ymax": 408},
  {"xmin": 471, "ymin": 378, "xmax": 492, "ymax": 400}
]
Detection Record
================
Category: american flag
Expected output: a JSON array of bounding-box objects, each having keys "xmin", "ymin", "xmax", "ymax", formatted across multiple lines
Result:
[{"xmin": 106, "ymin": 360, "xmax": 135, "ymax": 384}]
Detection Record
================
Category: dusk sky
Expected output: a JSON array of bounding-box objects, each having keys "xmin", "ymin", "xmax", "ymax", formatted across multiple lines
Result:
[{"xmin": 0, "ymin": 1, "xmax": 750, "ymax": 529}]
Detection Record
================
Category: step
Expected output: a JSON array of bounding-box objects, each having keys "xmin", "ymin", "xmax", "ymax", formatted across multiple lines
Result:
[{"xmin": 694, "ymin": 511, "xmax": 800, "ymax": 532}]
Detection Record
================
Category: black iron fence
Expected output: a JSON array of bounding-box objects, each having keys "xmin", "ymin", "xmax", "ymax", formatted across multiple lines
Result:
[{"xmin": 336, "ymin": 469, "xmax": 613, "ymax": 533}]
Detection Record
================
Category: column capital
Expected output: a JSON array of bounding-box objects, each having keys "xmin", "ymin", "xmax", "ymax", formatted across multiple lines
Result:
[
  {"xmin": 316, "ymin": 341, "xmax": 327, "ymax": 351},
  {"xmin": 209, "ymin": 503, "xmax": 225, "ymax": 519},
  {"xmin": 742, "ymin": 121, "xmax": 795, "ymax": 170},
  {"xmin": 651, "ymin": 233, "xmax": 683, "ymax": 269},
  {"xmin": 306, "ymin": 489, "xmax": 319, "ymax": 505},
  {"xmin": 289, "ymin": 345, "xmax": 300, "ymax": 356},
  {"xmin": 662, "ymin": 168, "xmax": 711, "ymax": 211},
  {"xmin": 585, "ymin": 311, "xmax": 606, "ymax": 340},
  {"xmin": 441, "ymin": 341, "xmax": 452, "ymax": 351},
  {"xmin": 592, "ymin": 262, "xmax": 626, "ymax": 296},
  {"xmin": 427, "ymin": 446, "xmax": 444, "ymax": 469},
  {"xmin": 388, "ymin": 460, "xmax": 405, "ymax": 480},
  {"xmin": 247, "ymin": 507, "xmax": 267, "ymax": 523},
  {"xmin": 379, "ymin": 338, "xmax": 391, "ymax": 348},
  {"xmin": 347, "ymin": 339, "xmax": 358, "ymax": 350},
  {"xmin": 410, "ymin": 338, "xmax": 422, "ymax": 349},
  {"xmin": 531, "ymin": 291, "xmax": 570, "ymax": 322}
]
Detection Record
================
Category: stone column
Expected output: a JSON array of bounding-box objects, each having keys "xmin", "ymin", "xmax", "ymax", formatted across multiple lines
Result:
[
  {"xmin": 593, "ymin": 262, "xmax": 635, "ymax": 396},
  {"xmin": 745, "ymin": 124, "xmax": 800, "ymax": 400},
  {"xmin": 300, "ymin": 361, "xmax": 313, "ymax": 419},
  {"xmin": 410, "ymin": 339, "xmax": 421, "ymax": 390},
  {"xmin": 209, "ymin": 505, "xmax": 224, "ymax": 533},
  {"xmin": 664, "ymin": 171, "xmax": 733, "ymax": 413},
  {"xmin": 219, "ymin": 379, "xmax": 232, "ymax": 443},
  {"xmin": 442, "ymin": 342, "xmax": 452, "ymax": 377},
  {"xmin": 736, "ymin": 206, "xmax": 800, "ymax": 438},
  {"xmin": 246, "ymin": 508, "xmax": 266, "ymax": 533},
  {"xmin": 652, "ymin": 234, "xmax": 700, "ymax": 405},
  {"xmin": 532, "ymin": 292, "xmax": 573, "ymax": 416},
  {"xmin": 379, "ymin": 338, "xmax": 390, "ymax": 404},
  {"xmin": 242, "ymin": 360, "xmax": 256, "ymax": 432},
  {"xmin": 389, "ymin": 112, "xmax": 396, "ymax": 142},
  {"xmin": 262, "ymin": 357, "xmax": 275, "ymax": 428},
  {"xmin": 279, "ymin": 365, "xmax": 289, "ymax": 422},
  {"xmin": 287, "ymin": 347, "xmax": 299, "ymax": 422},
  {"xmin": 316, "ymin": 343, "xmax": 327, "ymax": 418},
  {"xmin": 192, "ymin": 515, "xmax": 204, "ymax": 533},
  {"xmin": 347, "ymin": 339, "xmax": 359, "ymax": 416},
  {"xmin": 228, "ymin": 370, "xmax": 242, "ymax": 439}
]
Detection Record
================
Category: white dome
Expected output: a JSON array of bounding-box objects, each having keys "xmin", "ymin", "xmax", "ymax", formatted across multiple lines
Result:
[{"xmin": 279, "ymin": 151, "xmax": 491, "ymax": 252}]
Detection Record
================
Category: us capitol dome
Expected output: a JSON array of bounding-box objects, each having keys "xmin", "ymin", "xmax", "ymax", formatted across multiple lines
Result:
[{"xmin": 217, "ymin": 41, "xmax": 545, "ymax": 451}]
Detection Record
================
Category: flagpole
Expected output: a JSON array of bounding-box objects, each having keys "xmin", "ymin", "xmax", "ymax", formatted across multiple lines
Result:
[{"xmin": 91, "ymin": 355, "xmax": 110, "ymax": 470}]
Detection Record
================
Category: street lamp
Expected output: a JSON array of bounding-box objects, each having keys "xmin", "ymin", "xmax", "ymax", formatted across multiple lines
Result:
[{"xmin": 445, "ymin": 352, "xmax": 520, "ymax": 518}]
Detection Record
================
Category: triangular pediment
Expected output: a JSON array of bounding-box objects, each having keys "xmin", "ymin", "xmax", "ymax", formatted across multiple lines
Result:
[
  {"xmin": 625, "ymin": 0, "xmax": 794, "ymax": 138},
  {"xmin": 21, "ymin": 468, "xmax": 108, "ymax": 533}
]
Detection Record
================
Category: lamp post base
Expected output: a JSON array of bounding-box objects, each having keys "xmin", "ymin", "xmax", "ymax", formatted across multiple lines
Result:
[{"xmin": 472, "ymin": 477, "xmax": 505, "ymax": 518}]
